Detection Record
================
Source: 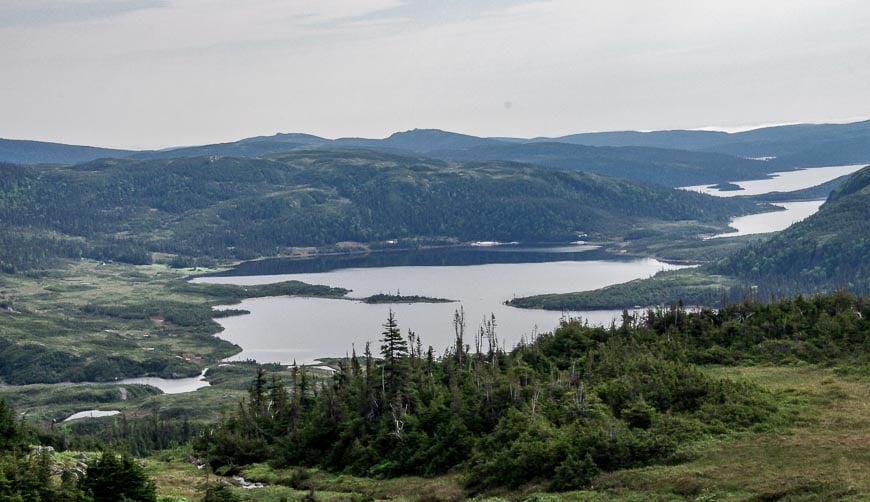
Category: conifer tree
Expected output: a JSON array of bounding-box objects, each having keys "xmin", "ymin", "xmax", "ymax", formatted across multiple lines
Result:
[{"xmin": 379, "ymin": 309, "xmax": 408, "ymax": 398}]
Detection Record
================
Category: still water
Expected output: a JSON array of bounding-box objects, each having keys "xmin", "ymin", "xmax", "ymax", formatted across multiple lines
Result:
[
  {"xmin": 195, "ymin": 247, "xmax": 686, "ymax": 364},
  {"xmin": 113, "ymin": 368, "xmax": 210, "ymax": 394},
  {"xmin": 710, "ymin": 200, "xmax": 824, "ymax": 238},
  {"xmin": 193, "ymin": 164, "xmax": 861, "ymax": 366},
  {"xmin": 681, "ymin": 164, "xmax": 864, "ymax": 197}
]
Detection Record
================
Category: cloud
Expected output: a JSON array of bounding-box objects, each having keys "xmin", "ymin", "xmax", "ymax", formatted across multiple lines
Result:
[
  {"xmin": 0, "ymin": 0, "xmax": 166, "ymax": 27},
  {"xmin": 0, "ymin": 0, "xmax": 868, "ymax": 148}
]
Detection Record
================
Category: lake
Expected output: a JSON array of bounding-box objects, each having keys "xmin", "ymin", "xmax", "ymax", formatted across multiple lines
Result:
[
  {"xmin": 683, "ymin": 164, "xmax": 861, "ymax": 238},
  {"xmin": 193, "ymin": 164, "xmax": 860, "ymax": 367},
  {"xmin": 681, "ymin": 164, "xmax": 864, "ymax": 197},
  {"xmin": 710, "ymin": 200, "xmax": 824, "ymax": 238},
  {"xmin": 194, "ymin": 245, "xmax": 687, "ymax": 364}
]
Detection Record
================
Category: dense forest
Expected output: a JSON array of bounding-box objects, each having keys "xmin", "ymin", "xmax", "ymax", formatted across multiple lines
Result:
[
  {"xmin": 0, "ymin": 151, "xmax": 762, "ymax": 272},
  {"xmin": 711, "ymin": 165, "xmax": 870, "ymax": 293},
  {"xmin": 198, "ymin": 292, "xmax": 867, "ymax": 492},
  {"xmin": 511, "ymin": 166, "xmax": 870, "ymax": 311}
]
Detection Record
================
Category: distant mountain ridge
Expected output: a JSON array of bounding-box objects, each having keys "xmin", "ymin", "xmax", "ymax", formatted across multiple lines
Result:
[
  {"xmin": 0, "ymin": 138, "xmax": 135, "ymax": 165},
  {"xmin": 3, "ymin": 119, "xmax": 869, "ymax": 185}
]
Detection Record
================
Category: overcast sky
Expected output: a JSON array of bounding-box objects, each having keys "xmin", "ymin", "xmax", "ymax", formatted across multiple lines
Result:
[{"xmin": 2, "ymin": 0, "xmax": 869, "ymax": 149}]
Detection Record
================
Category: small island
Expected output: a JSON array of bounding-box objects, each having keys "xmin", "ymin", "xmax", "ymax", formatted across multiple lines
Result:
[
  {"xmin": 708, "ymin": 182, "xmax": 744, "ymax": 191},
  {"xmin": 361, "ymin": 293, "xmax": 454, "ymax": 304}
]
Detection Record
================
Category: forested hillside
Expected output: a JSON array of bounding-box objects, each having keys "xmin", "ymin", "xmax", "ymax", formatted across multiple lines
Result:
[
  {"xmin": 0, "ymin": 151, "xmax": 763, "ymax": 272},
  {"xmin": 712, "ymin": 165, "xmax": 870, "ymax": 293},
  {"xmin": 427, "ymin": 142, "xmax": 776, "ymax": 186},
  {"xmin": 511, "ymin": 166, "xmax": 870, "ymax": 311}
]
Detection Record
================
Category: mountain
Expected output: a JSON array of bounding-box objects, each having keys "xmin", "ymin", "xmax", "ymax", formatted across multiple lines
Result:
[
  {"xmin": 537, "ymin": 120, "xmax": 870, "ymax": 168},
  {"xmin": 534, "ymin": 129, "xmax": 732, "ymax": 150},
  {"xmin": 427, "ymin": 142, "xmax": 775, "ymax": 187},
  {"xmin": 0, "ymin": 150, "xmax": 762, "ymax": 271},
  {"xmin": 131, "ymin": 133, "xmax": 330, "ymax": 160},
  {"xmin": 0, "ymin": 138, "xmax": 135, "ymax": 165},
  {"xmin": 711, "ymin": 165, "xmax": 870, "ymax": 293},
  {"xmin": 5, "ymin": 119, "xmax": 867, "ymax": 175}
]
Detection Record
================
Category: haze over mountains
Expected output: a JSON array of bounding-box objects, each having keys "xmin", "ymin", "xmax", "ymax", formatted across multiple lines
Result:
[{"xmin": 3, "ymin": 120, "xmax": 870, "ymax": 187}]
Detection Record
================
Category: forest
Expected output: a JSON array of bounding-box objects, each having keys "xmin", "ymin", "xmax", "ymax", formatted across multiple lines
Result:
[
  {"xmin": 0, "ymin": 151, "xmax": 763, "ymax": 272},
  {"xmin": 511, "ymin": 165, "xmax": 870, "ymax": 311},
  {"xmin": 196, "ymin": 291, "xmax": 867, "ymax": 493}
]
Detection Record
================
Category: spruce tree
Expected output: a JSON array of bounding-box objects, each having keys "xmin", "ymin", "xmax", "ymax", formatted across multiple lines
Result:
[{"xmin": 379, "ymin": 309, "xmax": 408, "ymax": 397}]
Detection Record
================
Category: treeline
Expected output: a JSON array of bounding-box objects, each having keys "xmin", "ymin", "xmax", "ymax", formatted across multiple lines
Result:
[{"xmin": 196, "ymin": 292, "xmax": 866, "ymax": 491}]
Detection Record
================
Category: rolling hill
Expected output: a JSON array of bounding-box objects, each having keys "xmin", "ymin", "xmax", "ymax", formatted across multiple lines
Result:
[
  {"xmin": 509, "ymin": 165, "xmax": 870, "ymax": 310},
  {"xmin": 0, "ymin": 138, "xmax": 135, "ymax": 165},
  {"xmin": 711, "ymin": 165, "xmax": 870, "ymax": 293},
  {"xmin": 0, "ymin": 150, "xmax": 763, "ymax": 272}
]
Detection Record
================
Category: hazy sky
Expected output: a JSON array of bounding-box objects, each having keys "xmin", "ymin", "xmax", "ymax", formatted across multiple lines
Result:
[{"xmin": 2, "ymin": 0, "xmax": 869, "ymax": 149}]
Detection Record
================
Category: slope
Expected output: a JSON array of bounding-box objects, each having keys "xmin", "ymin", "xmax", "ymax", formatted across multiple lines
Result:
[
  {"xmin": 510, "ymin": 165, "xmax": 870, "ymax": 310},
  {"xmin": 0, "ymin": 138, "xmax": 135, "ymax": 165},
  {"xmin": 427, "ymin": 142, "xmax": 776, "ymax": 187},
  {"xmin": 711, "ymin": 165, "xmax": 870, "ymax": 292},
  {"xmin": 0, "ymin": 150, "xmax": 764, "ymax": 271}
]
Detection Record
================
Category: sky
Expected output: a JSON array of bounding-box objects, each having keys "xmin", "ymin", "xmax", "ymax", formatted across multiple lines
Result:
[{"xmin": 2, "ymin": 0, "xmax": 869, "ymax": 150}]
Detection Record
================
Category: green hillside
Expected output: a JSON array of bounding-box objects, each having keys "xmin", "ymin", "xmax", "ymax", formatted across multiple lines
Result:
[
  {"xmin": 711, "ymin": 165, "xmax": 870, "ymax": 293},
  {"xmin": 510, "ymin": 166, "xmax": 870, "ymax": 310},
  {"xmin": 0, "ymin": 150, "xmax": 763, "ymax": 272}
]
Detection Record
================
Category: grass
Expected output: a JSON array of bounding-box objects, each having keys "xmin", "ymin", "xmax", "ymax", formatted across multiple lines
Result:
[
  {"xmin": 0, "ymin": 259, "xmax": 346, "ymax": 388},
  {"xmin": 127, "ymin": 366, "xmax": 867, "ymax": 501},
  {"xmin": 508, "ymin": 268, "xmax": 736, "ymax": 310},
  {"xmin": 591, "ymin": 366, "xmax": 869, "ymax": 501}
]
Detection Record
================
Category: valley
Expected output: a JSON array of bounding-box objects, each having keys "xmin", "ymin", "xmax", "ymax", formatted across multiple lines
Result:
[{"xmin": 0, "ymin": 125, "xmax": 867, "ymax": 501}]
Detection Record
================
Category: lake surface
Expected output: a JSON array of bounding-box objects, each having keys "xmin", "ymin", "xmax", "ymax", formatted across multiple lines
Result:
[
  {"xmin": 114, "ymin": 368, "xmax": 210, "ymax": 394},
  {"xmin": 681, "ymin": 164, "xmax": 864, "ymax": 197},
  {"xmin": 710, "ymin": 200, "xmax": 824, "ymax": 238},
  {"xmin": 193, "ymin": 163, "xmax": 864, "ymax": 366},
  {"xmin": 195, "ymin": 246, "xmax": 686, "ymax": 364}
]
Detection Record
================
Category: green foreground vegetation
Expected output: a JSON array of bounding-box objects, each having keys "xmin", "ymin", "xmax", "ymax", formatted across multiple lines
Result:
[
  {"xmin": 0, "ymin": 154, "xmax": 867, "ymax": 500},
  {"xmin": 0, "ymin": 290, "xmax": 865, "ymax": 500}
]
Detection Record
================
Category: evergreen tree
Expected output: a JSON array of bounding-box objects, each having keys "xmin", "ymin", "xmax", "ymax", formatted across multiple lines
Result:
[
  {"xmin": 80, "ymin": 450, "xmax": 157, "ymax": 501},
  {"xmin": 379, "ymin": 310, "xmax": 409, "ymax": 398}
]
